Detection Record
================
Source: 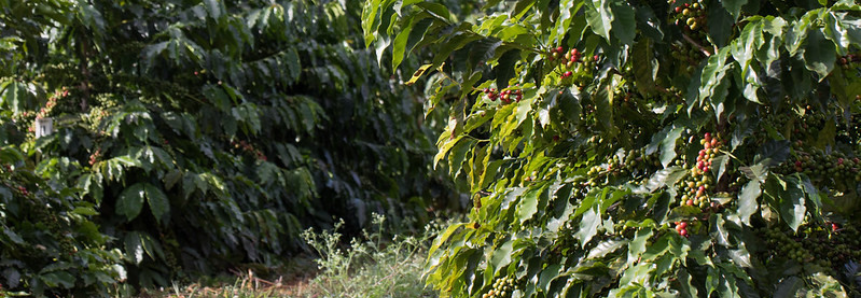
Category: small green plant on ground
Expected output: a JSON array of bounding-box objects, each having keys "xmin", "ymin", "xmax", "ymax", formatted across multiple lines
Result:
[
  {"xmin": 300, "ymin": 213, "xmax": 440, "ymax": 298},
  {"xmin": 155, "ymin": 214, "xmax": 449, "ymax": 298}
]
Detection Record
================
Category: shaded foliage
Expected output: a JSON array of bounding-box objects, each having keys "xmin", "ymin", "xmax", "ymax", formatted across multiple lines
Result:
[{"xmin": 0, "ymin": 0, "xmax": 460, "ymax": 295}]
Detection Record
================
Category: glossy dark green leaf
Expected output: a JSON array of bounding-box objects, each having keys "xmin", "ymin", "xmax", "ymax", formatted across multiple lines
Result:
[
  {"xmin": 495, "ymin": 49, "xmax": 521, "ymax": 89},
  {"xmin": 517, "ymin": 185, "xmax": 545, "ymax": 224},
  {"xmin": 125, "ymin": 232, "xmax": 144, "ymax": 265},
  {"xmin": 627, "ymin": 227, "xmax": 652, "ymax": 260},
  {"xmin": 800, "ymin": 175, "xmax": 823, "ymax": 222},
  {"xmin": 632, "ymin": 39, "xmax": 656, "ymax": 96},
  {"xmin": 117, "ymin": 183, "xmax": 146, "ymax": 221},
  {"xmin": 707, "ymin": 3, "xmax": 735, "ymax": 47},
  {"xmin": 589, "ymin": 239, "xmax": 628, "ymax": 259},
  {"xmin": 610, "ymin": 1, "xmax": 635, "ymax": 45},
  {"xmin": 774, "ymin": 276, "xmax": 804, "ymax": 297},
  {"xmin": 738, "ymin": 180, "xmax": 761, "ymax": 226},
  {"xmin": 803, "ymin": 29, "xmax": 836, "ymax": 79},
  {"xmin": 3, "ymin": 228, "xmax": 24, "ymax": 245},
  {"xmin": 2, "ymin": 268, "xmax": 20, "ymax": 288},
  {"xmin": 722, "ymin": 0, "xmax": 748, "ymax": 20},
  {"xmin": 710, "ymin": 155, "xmax": 730, "ymax": 182},
  {"xmin": 575, "ymin": 207, "xmax": 601, "ymax": 248},
  {"xmin": 145, "ymin": 184, "xmax": 170, "ymax": 224},
  {"xmin": 660, "ymin": 127, "xmax": 684, "ymax": 168},
  {"xmin": 753, "ymin": 140, "xmax": 790, "ymax": 168},
  {"xmin": 537, "ymin": 263, "xmax": 562, "ymax": 290},
  {"xmin": 40, "ymin": 271, "xmax": 75, "ymax": 289},
  {"xmin": 489, "ymin": 239, "xmax": 514, "ymax": 271},
  {"xmin": 585, "ymin": 0, "xmax": 613, "ymax": 41},
  {"xmin": 779, "ymin": 177, "xmax": 806, "ymax": 232},
  {"xmin": 710, "ymin": 214, "xmax": 731, "ymax": 247}
]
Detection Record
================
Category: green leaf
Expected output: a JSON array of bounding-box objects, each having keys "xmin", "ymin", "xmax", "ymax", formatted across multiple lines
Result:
[
  {"xmin": 737, "ymin": 180, "xmax": 761, "ymax": 226},
  {"xmin": 125, "ymin": 232, "xmax": 144, "ymax": 265},
  {"xmin": 707, "ymin": 3, "xmax": 735, "ymax": 47},
  {"xmin": 428, "ymin": 223, "xmax": 465, "ymax": 257},
  {"xmin": 775, "ymin": 276, "xmax": 804, "ymax": 297},
  {"xmin": 361, "ymin": 0, "xmax": 385, "ymax": 46},
  {"xmin": 2, "ymin": 268, "xmax": 20, "ymax": 288},
  {"xmin": 3, "ymin": 228, "xmax": 24, "ymax": 245},
  {"xmin": 489, "ymin": 239, "xmax": 514, "ymax": 270},
  {"xmin": 678, "ymin": 269, "xmax": 699, "ymax": 298},
  {"xmin": 800, "ymin": 175, "xmax": 823, "ymax": 222},
  {"xmin": 829, "ymin": 63, "xmax": 861, "ymax": 109},
  {"xmin": 537, "ymin": 264, "xmax": 562, "ymax": 290},
  {"xmin": 632, "ymin": 39, "xmax": 657, "ymax": 95},
  {"xmin": 495, "ymin": 49, "xmax": 521, "ymax": 89},
  {"xmin": 803, "ymin": 29, "xmax": 836, "ymax": 79},
  {"xmin": 72, "ymin": 206, "xmax": 99, "ymax": 216},
  {"xmin": 40, "ymin": 272, "xmax": 75, "ymax": 289},
  {"xmin": 204, "ymin": 0, "xmax": 223, "ymax": 20},
  {"xmin": 585, "ymin": 0, "xmax": 614, "ymax": 41},
  {"xmin": 145, "ymin": 184, "xmax": 170, "ymax": 224},
  {"xmin": 627, "ymin": 227, "xmax": 653, "ymax": 260},
  {"xmin": 517, "ymin": 186, "xmax": 545, "ymax": 225},
  {"xmin": 753, "ymin": 140, "xmax": 790, "ymax": 168},
  {"xmin": 710, "ymin": 155, "xmax": 730, "ymax": 182},
  {"xmin": 415, "ymin": 2, "xmax": 451, "ymax": 20},
  {"xmin": 575, "ymin": 207, "xmax": 601, "ymax": 248},
  {"xmin": 779, "ymin": 177, "xmax": 806, "ymax": 232},
  {"xmin": 610, "ymin": 1, "xmax": 635, "ymax": 45},
  {"xmin": 710, "ymin": 214, "xmax": 731, "ymax": 247},
  {"xmin": 660, "ymin": 127, "xmax": 684, "ymax": 168},
  {"xmin": 117, "ymin": 183, "xmax": 146, "ymax": 221},
  {"xmin": 285, "ymin": 47, "xmax": 302, "ymax": 82},
  {"xmin": 589, "ymin": 239, "xmax": 628, "ymax": 259},
  {"xmin": 551, "ymin": 0, "xmax": 579, "ymax": 44},
  {"xmin": 392, "ymin": 14, "xmax": 426, "ymax": 71},
  {"xmin": 203, "ymin": 84, "xmax": 232, "ymax": 112},
  {"xmin": 721, "ymin": 0, "xmax": 748, "ymax": 20}
]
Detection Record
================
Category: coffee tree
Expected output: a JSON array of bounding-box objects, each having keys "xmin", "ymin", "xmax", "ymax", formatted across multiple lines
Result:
[
  {"xmin": 1, "ymin": 0, "xmax": 462, "ymax": 294},
  {"xmin": 365, "ymin": 0, "xmax": 861, "ymax": 296}
]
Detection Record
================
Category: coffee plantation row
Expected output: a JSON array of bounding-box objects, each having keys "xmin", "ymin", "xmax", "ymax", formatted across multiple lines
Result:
[
  {"xmin": 0, "ymin": 0, "xmax": 467, "ymax": 296},
  {"xmin": 363, "ymin": 0, "xmax": 861, "ymax": 296}
]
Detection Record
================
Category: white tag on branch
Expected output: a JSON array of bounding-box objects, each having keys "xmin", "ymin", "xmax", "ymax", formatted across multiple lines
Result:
[{"xmin": 35, "ymin": 117, "xmax": 54, "ymax": 138}]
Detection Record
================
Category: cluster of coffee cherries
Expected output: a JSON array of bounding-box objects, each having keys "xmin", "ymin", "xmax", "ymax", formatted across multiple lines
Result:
[
  {"xmin": 695, "ymin": 132, "xmax": 721, "ymax": 173},
  {"xmin": 839, "ymin": 53, "xmax": 861, "ymax": 69},
  {"xmin": 88, "ymin": 148, "xmax": 101, "ymax": 166},
  {"xmin": 763, "ymin": 112, "xmax": 827, "ymax": 139},
  {"xmin": 38, "ymin": 87, "xmax": 69, "ymax": 119},
  {"xmin": 675, "ymin": 132, "xmax": 722, "ymax": 209},
  {"xmin": 776, "ymin": 149, "xmax": 861, "ymax": 193},
  {"xmin": 673, "ymin": 220, "xmax": 691, "ymax": 237},
  {"xmin": 759, "ymin": 223, "xmax": 860, "ymax": 272},
  {"xmin": 670, "ymin": 1, "xmax": 708, "ymax": 34},
  {"xmin": 483, "ymin": 87, "xmax": 523, "ymax": 104},
  {"xmin": 231, "ymin": 139, "xmax": 268, "ymax": 161},
  {"xmin": 482, "ymin": 276, "xmax": 515, "ymax": 298},
  {"xmin": 669, "ymin": 42, "xmax": 704, "ymax": 72},
  {"xmin": 548, "ymin": 47, "xmax": 599, "ymax": 79}
]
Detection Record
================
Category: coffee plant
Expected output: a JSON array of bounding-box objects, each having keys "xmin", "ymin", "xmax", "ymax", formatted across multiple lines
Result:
[
  {"xmin": 0, "ymin": 140, "xmax": 125, "ymax": 297},
  {"xmin": 1, "ymin": 0, "xmax": 464, "ymax": 295},
  {"xmin": 365, "ymin": 0, "xmax": 861, "ymax": 296}
]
